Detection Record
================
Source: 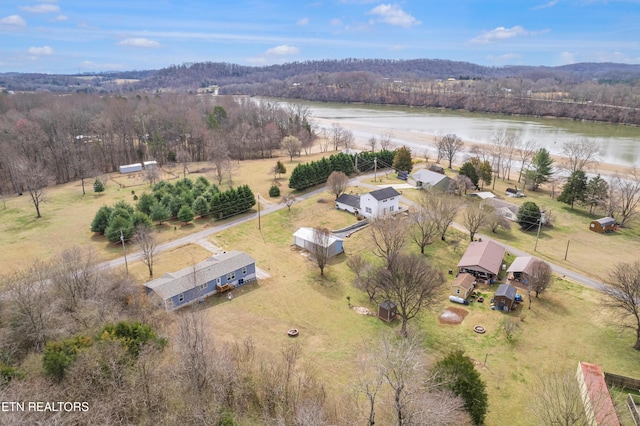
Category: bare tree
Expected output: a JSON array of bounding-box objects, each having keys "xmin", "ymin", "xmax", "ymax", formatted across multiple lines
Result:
[
  {"xmin": 175, "ymin": 310, "xmax": 212, "ymax": 394},
  {"xmin": 613, "ymin": 168, "xmax": 640, "ymax": 226},
  {"xmin": 311, "ymin": 227, "xmax": 332, "ymax": 276},
  {"xmin": 529, "ymin": 369, "xmax": 590, "ymax": 426},
  {"xmin": 15, "ymin": 157, "xmax": 51, "ymax": 218},
  {"xmin": 369, "ymin": 216, "xmax": 407, "ymax": 270},
  {"xmin": 435, "ymin": 134, "xmax": 464, "ymax": 169},
  {"xmin": 486, "ymin": 206, "xmax": 512, "ymax": 233},
  {"xmin": 144, "ymin": 165, "xmax": 159, "ymax": 187},
  {"xmin": 408, "ymin": 207, "xmax": 439, "ymax": 255},
  {"xmin": 134, "ymin": 225, "xmax": 159, "ymax": 277},
  {"xmin": 326, "ymin": 171, "xmax": 350, "ymax": 199},
  {"xmin": 51, "ymin": 246, "xmax": 99, "ymax": 312},
  {"xmin": 420, "ymin": 191, "xmax": 462, "ymax": 241},
  {"xmin": 462, "ymin": 201, "xmax": 489, "ymax": 241},
  {"xmin": 517, "ymin": 139, "xmax": 538, "ymax": 183},
  {"xmin": 602, "ymin": 260, "xmax": 640, "ymax": 350},
  {"xmin": 368, "ymin": 135, "xmax": 378, "ymax": 152},
  {"xmin": 379, "ymin": 131, "xmax": 394, "ymax": 151},
  {"xmin": 318, "ymin": 128, "xmax": 331, "ymax": 153},
  {"xmin": 448, "ymin": 174, "xmax": 475, "ymax": 196},
  {"xmin": 176, "ymin": 148, "xmax": 190, "ymax": 178},
  {"xmin": 347, "ymin": 254, "xmax": 377, "ymax": 301},
  {"xmin": 529, "ymin": 259, "xmax": 552, "ymax": 298},
  {"xmin": 501, "ymin": 318, "xmax": 519, "ymax": 340},
  {"xmin": 281, "ymin": 193, "xmax": 296, "ymax": 211},
  {"xmin": 501, "ymin": 131, "xmax": 520, "ymax": 181},
  {"xmin": 561, "ymin": 138, "xmax": 600, "ymax": 174},
  {"xmin": 281, "ymin": 135, "xmax": 302, "ymax": 161},
  {"xmin": 373, "ymin": 254, "xmax": 445, "ymax": 337}
]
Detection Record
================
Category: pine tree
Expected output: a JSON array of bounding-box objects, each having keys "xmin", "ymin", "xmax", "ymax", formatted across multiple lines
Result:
[
  {"xmin": 392, "ymin": 145, "xmax": 413, "ymax": 172},
  {"xmin": 149, "ymin": 202, "xmax": 170, "ymax": 225},
  {"xmin": 177, "ymin": 205, "xmax": 195, "ymax": 224},
  {"xmin": 93, "ymin": 177, "xmax": 105, "ymax": 194},
  {"xmin": 517, "ymin": 201, "xmax": 541, "ymax": 231},
  {"xmin": 459, "ymin": 162, "xmax": 479, "ymax": 188},
  {"xmin": 527, "ymin": 148, "xmax": 554, "ymax": 191},
  {"xmin": 192, "ymin": 195, "xmax": 210, "ymax": 217},
  {"xmin": 558, "ymin": 170, "xmax": 588, "ymax": 210}
]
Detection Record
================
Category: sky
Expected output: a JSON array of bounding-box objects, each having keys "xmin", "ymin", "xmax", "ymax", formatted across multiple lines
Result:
[{"xmin": 1, "ymin": 0, "xmax": 640, "ymax": 74}]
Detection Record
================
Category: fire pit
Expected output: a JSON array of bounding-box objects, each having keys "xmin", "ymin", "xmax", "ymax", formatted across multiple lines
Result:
[
  {"xmin": 474, "ymin": 325, "xmax": 486, "ymax": 334},
  {"xmin": 287, "ymin": 329, "xmax": 299, "ymax": 337}
]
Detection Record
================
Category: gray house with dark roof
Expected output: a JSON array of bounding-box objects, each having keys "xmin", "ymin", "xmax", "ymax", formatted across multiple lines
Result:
[
  {"xmin": 144, "ymin": 250, "xmax": 256, "ymax": 311},
  {"xmin": 494, "ymin": 283, "xmax": 517, "ymax": 311},
  {"xmin": 335, "ymin": 193, "xmax": 361, "ymax": 215}
]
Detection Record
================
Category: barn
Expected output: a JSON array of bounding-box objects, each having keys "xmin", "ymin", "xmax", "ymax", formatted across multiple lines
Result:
[
  {"xmin": 589, "ymin": 217, "xmax": 616, "ymax": 234},
  {"xmin": 507, "ymin": 256, "xmax": 535, "ymax": 284},
  {"xmin": 293, "ymin": 227, "xmax": 344, "ymax": 257}
]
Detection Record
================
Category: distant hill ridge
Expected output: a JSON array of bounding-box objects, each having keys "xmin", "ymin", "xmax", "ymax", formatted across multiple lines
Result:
[{"xmin": 2, "ymin": 58, "xmax": 640, "ymax": 93}]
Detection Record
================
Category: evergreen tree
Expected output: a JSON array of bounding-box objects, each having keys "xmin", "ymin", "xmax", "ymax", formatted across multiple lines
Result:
[
  {"xmin": 136, "ymin": 193, "xmax": 156, "ymax": 215},
  {"xmin": 177, "ymin": 205, "xmax": 195, "ymax": 224},
  {"xmin": 459, "ymin": 162, "xmax": 479, "ymax": 188},
  {"xmin": 90, "ymin": 205, "xmax": 113, "ymax": 234},
  {"xmin": 517, "ymin": 201, "xmax": 541, "ymax": 231},
  {"xmin": 269, "ymin": 185, "xmax": 280, "ymax": 197},
  {"xmin": 526, "ymin": 148, "xmax": 554, "ymax": 191},
  {"xmin": 150, "ymin": 202, "xmax": 170, "ymax": 225},
  {"xmin": 192, "ymin": 195, "xmax": 210, "ymax": 217},
  {"xmin": 558, "ymin": 170, "xmax": 588, "ymax": 209},
  {"xmin": 434, "ymin": 351, "xmax": 488, "ymax": 425},
  {"xmin": 105, "ymin": 215, "xmax": 134, "ymax": 243},
  {"xmin": 93, "ymin": 177, "xmax": 105, "ymax": 194},
  {"xmin": 392, "ymin": 145, "xmax": 413, "ymax": 172},
  {"xmin": 132, "ymin": 211, "xmax": 153, "ymax": 229},
  {"xmin": 584, "ymin": 174, "xmax": 609, "ymax": 214}
]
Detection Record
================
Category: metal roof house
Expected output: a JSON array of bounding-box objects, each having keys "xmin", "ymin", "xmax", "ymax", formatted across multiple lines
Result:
[
  {"xmin": 576, "ymin": 362, "xmax": 620, "ymax": 426},
  {"xmin": 144, "ymin": 250, "xmax": 256, "ymax": 311},
  {"xmin": 410, "ymin": 169, "xmax": 452, "ymax": 191},
  {"xmin": 293, "ymin": 227, "xmax": 344, "ymax": 257},
  {"xmin": 457, "ymin": 239, "xmax": 506, "ymax": 283}
]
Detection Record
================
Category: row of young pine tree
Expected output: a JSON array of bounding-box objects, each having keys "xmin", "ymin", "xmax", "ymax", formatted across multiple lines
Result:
[
  {"xmin": 91, "ymin": 176, "xmax": 256, "ymax": 242},
  {"xmin": 288, "ymin": 150, "xmax": 397, "ymax": 191}
]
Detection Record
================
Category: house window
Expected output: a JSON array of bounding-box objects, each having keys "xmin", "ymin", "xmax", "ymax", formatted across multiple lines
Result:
[
  {"xmin": 383, "ymin": 199, "xmax": 387, "ymax": 203},
  {"xmin": 456, "ymin": 289, "xmax": 460, "ymax": 294},
  {"xmin": 242, "ymin": 266, "xmax": 247, "ymax": 275},
  {"xmin": 200, "ymin": 282, "xmax": 207, "ymax": 290},
  {"xmin": 390, "ymin": 205, "xmax": 395, "ymax": 212},
  {"xmin": 217, "ymin": 277, "xmax": 221, "ymax": 284},
  {"xmin": 178, "ymin": 294, "xmax": 184, "ymax": 303},
  {"xmin": 227, "ymin": 272, "xmax": 236, "ymax": 281},
  {"xmin": 365, "ymin": 207, "xmax": 372, "ymax": 214}
]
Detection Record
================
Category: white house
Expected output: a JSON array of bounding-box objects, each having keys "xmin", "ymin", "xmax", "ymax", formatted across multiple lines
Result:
[{"xmin": 359, "ymin": 187, "xmax": 401, "ymax": 219}]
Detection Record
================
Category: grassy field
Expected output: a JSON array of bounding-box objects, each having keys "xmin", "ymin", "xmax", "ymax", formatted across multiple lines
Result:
[{"xmin": 2, "ymin": 151, "xmax": 640, "ymax": 424}]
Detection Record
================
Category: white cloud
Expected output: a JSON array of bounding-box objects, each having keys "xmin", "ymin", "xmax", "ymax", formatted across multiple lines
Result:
[
  {"xmin": 368, "ymin": 4, "xmax": 420, "ymax": 28},
  {"xmin": 296, "ymin": 17, "xmax": 309, "ymax": 26},
  {"xmin": 330, "ymin": 18, "xmax": 343, "ymax": 26},
  {"xmin": 560, "ymin": 51, "xmax": 576, "ymax": 64},
  {"xmin": 20, "ymin": 4, "xmax": 60, "ymax": 13},
  {"xmin": 117, "ymin": 38, "xmax": 161, "ymax": 48},
  {"xmin": 28, "ymin": 46, "xmax": 54, "ymax": 55},
  {"xmin": 487, "ymin": 53, "xmax": 522, "ymax": 63},
  {"xmin": 471, "ymin": 26, "xmax": 536, "ymax": 44},
  {"xmin": 51, "ymin": 14, "xmax": 67, "ymax": 22},
  {"xmin": 0, "ymin": 15, "xmax": 27, "ymax": 27},
  {"xmin": 533, "ymin": 0, "xmax": 558, "ymax": 9},
  {"xmin": 265, "ymin": 45, "xmax": 300, "ymax": 56}
]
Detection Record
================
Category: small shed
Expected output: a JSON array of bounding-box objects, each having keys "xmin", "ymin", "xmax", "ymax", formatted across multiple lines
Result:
[
  {"xmin": 378, "ymin": 301, "xmax": 397, "ymax": 322},
  {"xmin": 450, "ymin": 273, "xmax": 476, "ymax": 300},
  {"xmin": 494, "ymin": 283, "xmax": 517, "ymax": 312},
  {"xmin": 293, "ymin": 227, "xmax": 344, "ymax": 257},
  {"xmin": 589, "ymin": 217, "xmax": 616, "ymax": 234},
  {"xmin": 468, "ymin": 191, "xmax": 496, "ymax": 200},
  {"xmin": 429, "ymin": 164, "xmax": 445, "ymax": 174}
]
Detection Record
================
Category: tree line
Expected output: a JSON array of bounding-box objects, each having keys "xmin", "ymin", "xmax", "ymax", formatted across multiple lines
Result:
[{"xmin": 0, "ymin": 92, "xmax": 315, "ymax": 196}]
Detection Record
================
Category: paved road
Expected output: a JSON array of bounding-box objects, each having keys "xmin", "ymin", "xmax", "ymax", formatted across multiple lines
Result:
[{"xmin": 102, "ymin": 172, "xmax": 607, "ymax": 293}]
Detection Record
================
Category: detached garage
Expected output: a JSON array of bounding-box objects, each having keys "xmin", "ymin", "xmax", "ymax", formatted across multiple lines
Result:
[{"xmin": 293, "ymin": 227, "xmax": 344, "ymax": 257}]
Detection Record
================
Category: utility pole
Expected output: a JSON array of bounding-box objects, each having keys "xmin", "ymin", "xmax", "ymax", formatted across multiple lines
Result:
[
  {"xmin": 374, "ymin": 157, "xmax": 377, "ymax": 182},
  {"xmin": 564, "ymin": 240, "xmax": 570, "ymax": 260},
  {"xmin": 120, "ymin": 229, "xmax": 129, "ymax": 275},
  {"xmin": 257, "ymin": 193, "xmax": 261, "ymax": 230},
  {"xmin": 534, "ymin": 217, "xmax": 542, "ymax": 252}
]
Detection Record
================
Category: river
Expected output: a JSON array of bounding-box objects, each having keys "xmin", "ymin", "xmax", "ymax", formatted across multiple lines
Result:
[{"xmin": 284, "ymin": 100, "xmax": 640, "ymax": 168}]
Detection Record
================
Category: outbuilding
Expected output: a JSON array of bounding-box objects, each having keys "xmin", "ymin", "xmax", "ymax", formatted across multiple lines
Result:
[
  {"xmin": 410, "ymin": 169, "xmax": 452, "ymax": 191},
  {"xmin": 457, "ymin": 239, "xmax": 506, "ymax": 283},
  {"xmin": 378, "ymin": 301, "xmax": 397, "ymax": 322},
  {"xmin": 589, "ymin": 217, "xmax": 616, "ymax": 234},
  {"xmin": 293, "ymin": 227, "xmax": 344, "ymax": 257},
  {"xmin": 507, "ymin": 256, "xmax": 535, "ymax": 284},
  {"xmin": 493, "ymin": 283, "xmax": 517, "ymax": 312},
  {"xmin": 450, "ymin": 273, "xmax": 476, "ymax": 300},
  {"xmin": 119, "ymin": 163, "xmax": 143, "ymax": 174}
]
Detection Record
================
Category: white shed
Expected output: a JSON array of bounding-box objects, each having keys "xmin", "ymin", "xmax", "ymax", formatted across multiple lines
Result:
[
  {"xmin": 293, "ymin": 227, "xmax": 344, "ymax": 257},
  {"xmin": 119, "ymin": 163, "xmax": 143, "ymax": 174}
]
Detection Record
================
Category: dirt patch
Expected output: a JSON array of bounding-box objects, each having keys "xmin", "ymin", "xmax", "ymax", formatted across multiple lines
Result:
[
  {"xmin": 352, "ymin": 306, "xmax": 374, "ymax": 315},
  {"xmin": 439, "ymin": 307, "xmax": 469, "ymax": 325}
]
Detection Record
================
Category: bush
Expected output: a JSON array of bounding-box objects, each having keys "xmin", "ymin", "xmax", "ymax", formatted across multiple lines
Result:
[
  {"xmin": 43, "ymin": 336, "xmax": 93, "ymax": 382},
  {"xmin": 269, "ymin": 185, "xmax": 280, "ymax": 197},
  {"xmin": 90, "ymin": 205, "xmax": 113, "ymax": 234},
  {"xmin": 93, "ymin": 177, "xmax": 105, "ymax": 194}
]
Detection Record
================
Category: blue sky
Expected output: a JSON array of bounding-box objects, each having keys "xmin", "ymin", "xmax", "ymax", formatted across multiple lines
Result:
[{"xmin": 1, "ymin": 0, "xmax": 639, "ymax": 74}]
